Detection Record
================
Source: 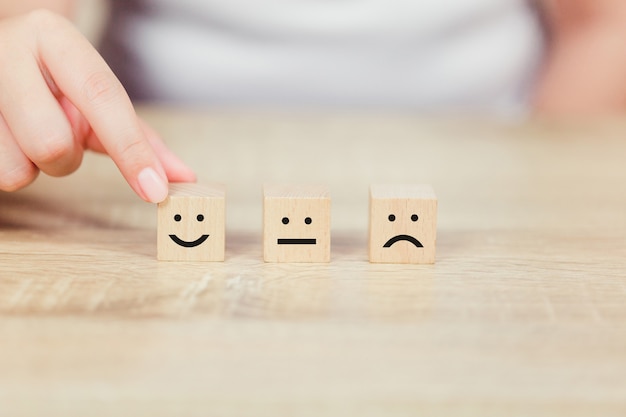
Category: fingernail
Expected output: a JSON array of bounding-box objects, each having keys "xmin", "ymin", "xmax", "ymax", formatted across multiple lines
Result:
[{"xmin": 138, "ymin": 167, "xmax": 168, "ymax": 203}]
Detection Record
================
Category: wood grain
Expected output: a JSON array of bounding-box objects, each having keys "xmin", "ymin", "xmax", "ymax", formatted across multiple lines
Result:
[{"xmin": 1, "ymin": 109, "xmax": 626, "ymax": 416}]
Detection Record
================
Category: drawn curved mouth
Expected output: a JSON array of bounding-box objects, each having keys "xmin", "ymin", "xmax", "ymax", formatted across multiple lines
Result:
[
  {"xmin": 383, "ymin": 234, "xmax": 423, "ymax": 248},
  {"xmin": 169, "ymin": 234, "xmax": 209, "ymax": 248}
]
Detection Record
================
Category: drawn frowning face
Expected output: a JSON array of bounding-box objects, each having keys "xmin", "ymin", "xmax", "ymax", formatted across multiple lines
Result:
[
  {"xmin": 369, "ymin": 185, "xmax": 437, "ymax": 264},
  {"xmin": 382, "ymin": 213, "xmax": 423, "ymax": 248}
]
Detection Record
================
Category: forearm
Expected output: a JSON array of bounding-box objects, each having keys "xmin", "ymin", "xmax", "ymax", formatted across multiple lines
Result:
[
  {"xmin": 0, "ymin": 0, "xmax": 75, "ymax": 19},
  {"xmin": 533, "ymin": 0, "xmax": 626, "ymax": 115}
]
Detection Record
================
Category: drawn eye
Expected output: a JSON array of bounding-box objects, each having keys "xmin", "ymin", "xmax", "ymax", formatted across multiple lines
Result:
[
  {"xmin": 388, "ymin": 214, "xmax": 396, "ymax": 222},
  {"xmin": 411, "ymin": 214, "xmax": 418, "ymax": 222},
  {"xmin": 282, "ymin": 217, "xmax": 290, "ymax": 224},
  {"xmin": 197, "ymin": 214, "xmax": 205, "ymax": 222},
  {"xmin": 174, "ymin": 214, "xmax": 182, "ymax": 222},
  {"xmin": 305, "ymin": 217, "xmax": 312, "ymax": 224}
]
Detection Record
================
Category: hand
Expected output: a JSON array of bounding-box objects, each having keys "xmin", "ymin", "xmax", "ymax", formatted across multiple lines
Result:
[
  {"xmin": 533, "ymin": 1, "xmax": 626, "ymax": 115},
  {"xmin": 0, "ymin": 10, "xmax": 195, "ymax": 202}
]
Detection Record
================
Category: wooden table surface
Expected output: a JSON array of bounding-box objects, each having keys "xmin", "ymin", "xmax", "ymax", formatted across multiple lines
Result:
[{"xmin": 1, "ymin": 108, "xmax": 625, "ymax": 416}]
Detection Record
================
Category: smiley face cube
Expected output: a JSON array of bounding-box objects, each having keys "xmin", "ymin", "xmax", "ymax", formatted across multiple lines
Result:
[
  {"xmin": 157, "ymin": 183, "xmax": 225, "ymax": 261},
  {"xmin": 369, "ymin": 184, "xmax": 437, "ymax": 264},
  {"xmin": 263, "ymin": 185, "xmax": 331, "ymax": 263}
]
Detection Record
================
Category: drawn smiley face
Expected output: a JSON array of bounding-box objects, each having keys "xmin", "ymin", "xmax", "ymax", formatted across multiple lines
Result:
[
  {"xmin": 157, "ymin": 183, "xmax": 226, "ymax": 262},
  {"xmin": 169, "ymin": 213, "xmax": 209, "ymax": 247}
]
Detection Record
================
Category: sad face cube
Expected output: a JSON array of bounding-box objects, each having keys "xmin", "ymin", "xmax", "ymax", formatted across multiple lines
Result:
[
  {"xmin": 263, "ymin": 185, "xmax": 331, "ymax": 263},
  {"xmin": 369, "ymin": 184, "xmax": 437, "ymax": 264}
]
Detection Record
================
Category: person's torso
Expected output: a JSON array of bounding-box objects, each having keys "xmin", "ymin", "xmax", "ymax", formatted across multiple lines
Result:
[{"xmin": 100, "ymin": 0, "xmax": 544, "ymax": 114}]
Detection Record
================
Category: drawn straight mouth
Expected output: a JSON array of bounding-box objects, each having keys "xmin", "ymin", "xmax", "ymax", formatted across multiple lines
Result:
[
  {"xmin": 277, "ymin": 238, "xmax": 317, "ymax": 245},
  {"xmin": 383, "ymin": 234, "xmax": 423, "ymax": 248},
  {"xmin": 169, "ymin": 234, "xmax": 209, "ymax": 248}
]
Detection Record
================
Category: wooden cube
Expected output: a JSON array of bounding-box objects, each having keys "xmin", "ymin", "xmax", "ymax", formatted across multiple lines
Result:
[
  {"xmin": 157, "ymin": 183, "xmax": 225, "ymax": 261},
  {"xmin": 369, "ymin": 184, "xmax": 437, "ymax": 264},
  {"xmin": 263, "ymin": 185, "xmax": 331, "ymax": 263}
]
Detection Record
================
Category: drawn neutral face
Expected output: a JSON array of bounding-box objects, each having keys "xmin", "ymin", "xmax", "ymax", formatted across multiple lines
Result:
[
  {"xmin": 277, "ymin": 215, "xmax": 317, "ymax": 245},
  {"xmin": 263, "ymin": 188, "xmax": 331, "ymax": 263}
]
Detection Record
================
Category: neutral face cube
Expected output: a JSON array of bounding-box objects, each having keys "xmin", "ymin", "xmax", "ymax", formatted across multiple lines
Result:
[
  {"xmin": 263, "ymin": 185, "xmax": 331, "ymax": 263},
  {"xmin": 157, "ymin": 183, "xmax": 225, "ymax": 261},
  {"xmin": 369, "ymin": 184, "xmax": 437, "ymax": 264}
]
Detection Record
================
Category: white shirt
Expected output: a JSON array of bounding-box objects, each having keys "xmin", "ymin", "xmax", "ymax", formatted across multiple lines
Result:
[{"xmin": 100, "ymin": 0, "xmax": 544, "ymax": 114}]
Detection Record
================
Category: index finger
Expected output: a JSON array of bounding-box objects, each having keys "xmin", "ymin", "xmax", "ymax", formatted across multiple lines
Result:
[{"xmin": 36, "ymin": 11, "xmax": 168, "ymax": 203}]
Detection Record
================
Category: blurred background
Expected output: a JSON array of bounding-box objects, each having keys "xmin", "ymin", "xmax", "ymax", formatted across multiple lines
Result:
[
  {"xmin": 75, "ymin": 0, "xmax": 108, "ymax": 43},
  {"xmin": 73, "ymin": 0, "xmax": 544, "ymax": 116}
]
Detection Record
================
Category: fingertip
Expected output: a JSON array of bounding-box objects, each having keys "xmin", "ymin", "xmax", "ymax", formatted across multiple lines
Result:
[{"xmin": 137, "ymin": 167, "xmax": 169, "ymax": 203}]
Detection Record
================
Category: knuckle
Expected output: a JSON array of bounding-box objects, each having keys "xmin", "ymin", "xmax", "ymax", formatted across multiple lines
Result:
[
  {"xmin": 0, "ymin": 164, "xmax": 38, "ymax": 192},
  {"xmin": 116, "ymin": 136, "xmax": 145, "ymax": 158},
  {"xmin": 113, "ymin": 135, "xmax": 150, "ymax": 169},
  {"xmin": 31, "ymin": 130, "xmax": 75, "ymax": 165},
  {"xmin": 108, "ymin": 124, "xmax": 148, "ymax": 158},
  {"xmin": 81, "ymin": 71, "xmax": 124, "ymax": 108},
  {"xmin": 24, "ymin": 9, "xmax": 63, "ymax": 29}
]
